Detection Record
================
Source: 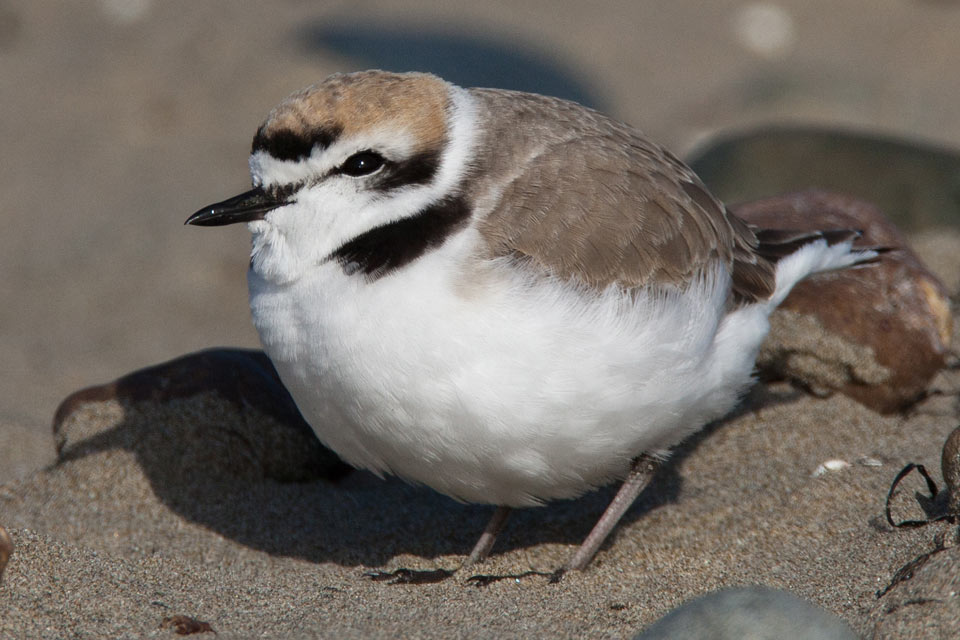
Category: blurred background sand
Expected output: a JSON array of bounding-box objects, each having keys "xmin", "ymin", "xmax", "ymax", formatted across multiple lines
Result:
[{"xmin": 3, "ymin": 0, "xmax": 960, "ymax": 481}]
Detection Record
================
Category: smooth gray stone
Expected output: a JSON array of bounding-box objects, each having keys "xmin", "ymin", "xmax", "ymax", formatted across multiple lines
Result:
[
  {"xmin": 636, "ymin": 586, "xmax": 858, "ymax": 640},
  {"xmin": 687, "ymin": 126, "xmax": 960, "ymax": 232}
]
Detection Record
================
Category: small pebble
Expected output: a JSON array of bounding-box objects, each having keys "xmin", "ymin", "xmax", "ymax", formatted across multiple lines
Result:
[{"xmin": 159, "ymin": 615, "xmax": 214, "ymax": 635}]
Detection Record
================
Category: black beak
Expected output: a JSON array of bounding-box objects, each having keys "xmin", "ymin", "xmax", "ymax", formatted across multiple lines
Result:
[{"xmin": 185, "ymin": 188, "xmax": 286, "ymax": 226}]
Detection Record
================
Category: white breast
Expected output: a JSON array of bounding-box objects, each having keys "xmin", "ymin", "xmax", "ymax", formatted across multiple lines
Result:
[{"xmin": 248, "ymin": 228, "xmax": 768, "ymax": 507}]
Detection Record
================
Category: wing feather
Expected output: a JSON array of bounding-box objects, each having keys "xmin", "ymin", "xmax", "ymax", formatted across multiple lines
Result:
[{"xmin": 469, "ymin": 89, "xmax": 776, "ymax": 301}]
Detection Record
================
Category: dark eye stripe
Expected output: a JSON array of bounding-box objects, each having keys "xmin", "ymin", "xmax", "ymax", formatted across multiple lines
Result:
[
  {"xmin": 256, "ymin": 147, "xmax": 440, "ymax": 201},
  {"xmin": 372, "ymin": 149, "xmax": 441, "ymax": 192},
  {"xmin": 252, "ymin": 124, "xmax": 343, "ymax": 161}
]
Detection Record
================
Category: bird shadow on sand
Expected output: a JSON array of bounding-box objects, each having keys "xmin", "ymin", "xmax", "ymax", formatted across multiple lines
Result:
[{"xmin": 52, "ymin": 349, "xmax": 806, "ymax": 570}]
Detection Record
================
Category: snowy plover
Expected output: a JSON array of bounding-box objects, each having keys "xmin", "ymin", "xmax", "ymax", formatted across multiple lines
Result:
[{"xmin": 188, "ymin": 71, "xmax": 873, "ymax": 578}]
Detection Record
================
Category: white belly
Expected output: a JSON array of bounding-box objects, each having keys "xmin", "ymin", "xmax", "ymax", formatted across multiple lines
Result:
[{"xmin": 248, "ymin": 232, "xmax": 768, "ymax": 507}]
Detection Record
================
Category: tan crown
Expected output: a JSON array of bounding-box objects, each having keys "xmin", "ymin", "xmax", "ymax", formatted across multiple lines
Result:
[{"xmin": 256, "ymin": 70, "xmax": 450, "ymax": 154}]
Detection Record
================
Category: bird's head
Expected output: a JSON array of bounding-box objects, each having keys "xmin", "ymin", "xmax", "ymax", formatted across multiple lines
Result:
[{"xmin": 187, "ymin": 71, "xmax": 478, "ymax": 284}]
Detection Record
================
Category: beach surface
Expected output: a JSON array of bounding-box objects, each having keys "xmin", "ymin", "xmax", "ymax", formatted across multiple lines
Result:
[{"xmin": 2, "ymin": 1, "xmax": 960, "ymax": 637}]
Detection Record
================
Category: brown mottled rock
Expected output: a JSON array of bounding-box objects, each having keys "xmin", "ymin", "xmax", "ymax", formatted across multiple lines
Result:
[
  {"xmin": 53, "ymin": 348, "xmax": 351, "ymax": 484},
  {"xmin": 733, "ymin": 190, "xmax": 953, "ymax": 414}
]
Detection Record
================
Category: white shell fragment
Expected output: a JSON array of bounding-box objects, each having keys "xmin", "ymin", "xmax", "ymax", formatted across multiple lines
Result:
[{"xmin": 812, "ymin": 459, "xmax": 851, "ymax": 477}]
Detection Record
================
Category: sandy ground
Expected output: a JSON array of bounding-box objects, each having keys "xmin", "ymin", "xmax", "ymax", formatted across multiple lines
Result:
[
  {"xmin": 3, "ymin": 0, "xmax": 960, "ymax": 637},
  {"xmin": 2, "ymin": 322, "xmax": 959, "ymax": 637}
]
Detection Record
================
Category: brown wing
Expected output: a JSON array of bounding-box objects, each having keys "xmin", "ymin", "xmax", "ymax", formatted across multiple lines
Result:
[{"xmin": 468, "ymin": 89, "xmax": 775, "ymax": 302}]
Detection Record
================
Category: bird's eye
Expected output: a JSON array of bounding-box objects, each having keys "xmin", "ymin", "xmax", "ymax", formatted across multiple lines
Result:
[{"xmin": 339, "ymin": 151, "xmax": 385, "ymax": 177}]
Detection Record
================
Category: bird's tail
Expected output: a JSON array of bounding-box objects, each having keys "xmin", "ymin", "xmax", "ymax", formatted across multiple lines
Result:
[{"xmin": 758, "ymin": 228, "xmax": 880, "ymax": 309}]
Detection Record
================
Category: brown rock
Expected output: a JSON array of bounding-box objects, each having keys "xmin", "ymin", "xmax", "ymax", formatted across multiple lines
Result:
[
  {"xmin": 733, "ymin": 190, "xmax": 953, "ymax": 413},
  {"xmin": 53, "ymin": 348, "xmax": 351, "ymax": 484}
]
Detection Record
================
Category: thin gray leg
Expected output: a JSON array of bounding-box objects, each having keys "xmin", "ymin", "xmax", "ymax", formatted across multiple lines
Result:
[
  {"xmin": 464, "ymin": 506, "xmax": 512, "ymax": 566},
  {"xmin": 562, "ymin": 455, "xmax": 659, "ymax": 572}
]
